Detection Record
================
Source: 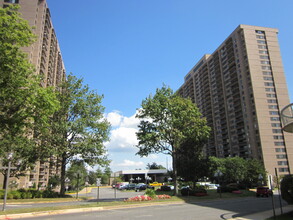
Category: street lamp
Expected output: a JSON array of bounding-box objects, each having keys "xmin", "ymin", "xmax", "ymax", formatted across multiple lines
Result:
[
  {"xmin": 2, "ymin": 153, "xmax": 13, "ymax": 211},
  {"xmin": 258, "ymin": 174, "xmax": 263, "ymax": 186},
  {"xmin": 130, "ymin": 178, "xmax": 134, "ymax": 183},
  {"xmin": 214, "ymin": 170, "xmax": 223, "ymax": 198},
  {"xmin": 65, "ymin": 178, "xmax": 70, "ymax": 192},
  {"xmin": 146, "ymin": 176, "xmax": 152, "ymax": 184},
  {"xmin": 136, "ymin": 177, "xmax": 141, "ymax": 183},
  {"xmin": 75, "ymin": 171, "xmax": 82, "ymax": 199}
]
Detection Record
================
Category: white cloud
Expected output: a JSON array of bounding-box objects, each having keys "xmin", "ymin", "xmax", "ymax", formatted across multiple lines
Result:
[
  {"xmin": 117, "ymin": 160, "xmax": 144, "ymax": 167},
  {"xmin": 104, "ymin": 111, "xmax": 140, "ymax": 152},
  {"xmin": 105, "ymin": 111, "xmax": 123, "ymax": 127}
]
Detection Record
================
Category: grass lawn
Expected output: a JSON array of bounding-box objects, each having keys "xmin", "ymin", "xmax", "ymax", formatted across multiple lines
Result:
[{"xmin": 0, "ymin": 189, "xmax": 255, "ymax": 216}]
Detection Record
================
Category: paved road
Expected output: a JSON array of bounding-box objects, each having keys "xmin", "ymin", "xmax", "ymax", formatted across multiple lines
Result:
[
  {"xmin": 18, "ymin": 195, "xmax": 288, "ymax": 220},
  {"xmin": 4, "ymin": 187, "xmax": 145, "ymax": 210}
]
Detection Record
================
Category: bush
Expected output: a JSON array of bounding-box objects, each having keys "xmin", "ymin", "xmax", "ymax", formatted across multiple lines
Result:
[
  {"xmin": 10, "ymin": 191, "xmax": 21, "ymax": 199},
  {"xmin": 42, "ymin": 189, "xmax": 59, "ymax": 198},
  {"xmin": 160, "ymin": 185, "xmax": 172, "ymax": 191},
  {"xmin": 217, "ymin": 183, "xmax": 239, "ymax": 193},
  {"xmin": 181, "ymin": 187, "xmax": 207, "ymax": 196},
  {"xmin": 145, "ymin": 189, "xmax": 156, "ymax": 199},
  {"xmin": 281, "ymin": 175, "xmax": 293, "ymax": 204}
]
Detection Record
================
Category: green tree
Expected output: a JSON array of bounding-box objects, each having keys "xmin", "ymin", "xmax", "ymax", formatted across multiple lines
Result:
[
  {"xmin": 49, "ymin": 74, "xmax": 110, "ymax": 195},
  {"xmin": 0, "ymin": 5, "xmax": 59, "ymax": 188},
  {"xmin": 176, "ymin": 136, "xmax": 210, "ymax": 188},
  {"xmin": 66, "ymin": 160, "xmax": 88, "ymax": 190},
  {"xmin": 136, "ymin": 86, "xmax": 210, "ymax": 195},
  {"xmin": 244, "ymin": 159, "xmax": 266, "ymax": 187},
  {"xmin": 104, "ymin": 166, "xmax": 112, "ymax": 177},
  {"xmin": 146, "ymin": 162, "xmax": 166, "ymax": 170},
  {"xmin": 280, "ymin": 175, "xmax": 293, "ymax": 204}
]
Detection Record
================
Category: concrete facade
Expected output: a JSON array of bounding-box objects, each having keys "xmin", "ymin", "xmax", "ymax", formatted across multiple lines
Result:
[
  {"xmin": 0, "ymin": 0, "xmax": 65, "ymax": 189},
  {"xmin": 178, "ymin": 25, "xmax": 293, "ymax": 177}
]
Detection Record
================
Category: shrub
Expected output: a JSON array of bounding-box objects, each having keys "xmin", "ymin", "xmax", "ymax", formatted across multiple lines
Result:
[
  {"xmin": 160, "ymin": 185, "xmax": 172, "ymax": 191},
  {"xmin": 181, "ymin": 187, "xmax": 207, "ymax": 196},
  {"xmin": 10, "ymin": 191, "xmax": 21, "ymax": 199},
  {"xmin": 42, "ymin": 189, "xmax": 59, "ymax": 198},
  {"xmin": 281, "ymin": 175, "xmax": 293, "ymax": 204},
  {"xmin": 145, "ymin": 189, "xmax": 156, "ymax": 199},
  {"xmin": 218, "ymin": 184, "xmax": 239, "ymax": 193}
]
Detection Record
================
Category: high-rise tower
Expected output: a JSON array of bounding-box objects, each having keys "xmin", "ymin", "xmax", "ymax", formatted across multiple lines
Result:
[
  {"xmin": 178, "ymin": 25, "xmax": 292, "ymax": 176},
  {"xmin": 0, "ymin": 0, "xmax": 65, "ymax": 188}
]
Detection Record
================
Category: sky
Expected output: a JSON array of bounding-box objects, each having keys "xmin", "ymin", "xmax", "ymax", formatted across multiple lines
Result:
[{"xmin": 46, "ymin": 0, "xmax": 293, "ymax": 172}]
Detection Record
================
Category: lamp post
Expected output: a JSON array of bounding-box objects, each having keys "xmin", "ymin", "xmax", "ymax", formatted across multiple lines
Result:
[
  {"xmin": 258, "ymin": 174, "xmax": 263, "ymax": 186},
  {"xmin": 65, "ymin": 178, "xmax": 70, "ymax": 192},
  {"xmin": 2, "ymin": 153, "xmax": 13, "ymax": 211},
  {"xmin": 214, "ymin": 170, "xmax": 223, "ymax": 198},
  {"xmin": 136, "ymin": 177, "xmax": 141, "ymax": 183},
  {"xmin": 130, "ymin": 178, "xmax": 134, "ymax": 183},
  {"xmin": 75, "ymin": 171, "xmax": 82, "ymax": 199},
  {"xmin": 146, "ymin": 176, "xmax": 152, "ymax": 184}
]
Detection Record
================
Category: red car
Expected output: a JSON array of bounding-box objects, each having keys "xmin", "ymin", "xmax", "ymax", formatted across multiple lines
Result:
[{"xmin": 256, "ymin": 186, "xmax": 273, "ymax": 197}]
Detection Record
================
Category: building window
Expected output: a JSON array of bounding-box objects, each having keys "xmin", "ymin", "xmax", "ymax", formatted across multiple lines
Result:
[
  {"xmin": 258, "ymin": 45, "xmax": 267, "ymax": 49},
  {"xmin": 276, "ymin": 154, "xmax": 287, "ymax": 159},
  {"xmin": 264, "ymin": 77, "xmax": 273, "ymax": 81},
  {"xmin": 273, "ymin": 135, "xmax": 284, "ymax": 139},
  {"xmin": 256, "ymin": 35, "xmax": 265, "ymax": 39},
  {"xmin": 261, "ymin": 61, "xmax": 270, "ymax": 65},
  {"xmin": 260, "ymin": 55, "xmax": 269, "ymax": 59},
  {"xmin": 263, "ymin": 71, "xmax": 272, "ymax": 75},
  {"xmin": 271, "ymin": 123, "xmax": 281, "ymax": 127},
  {"xmin": 272, "ymin": 129, "xmax": 282, "ymax": 133},
  {"xmin": 275, "ymin": 141, "xmax": 285, "ymax": 146},
  {"xmin": 259, "ymin": 50, "xmax": 268, "ymax": 54},
  {"xmin": 266, "ymin": 88, "xmax": 275, "ymax": 92},
  {"xmin": 257, "ymin": 40, "xmax": 266, "ymax": 44},
  {"xmin": 265, "ymin": 82, "xmax": 274, "ymax": 86},
  {"xmin": 267, "ymin": 94, "xmax": 276, "ymax": 98},
  {"xmin": 268, "ymin": 105, "xmax": 278, "ymax": 109},
  {"xmin": 275, "ymin": 148, "xmax": 286, "ymax": 152},
  {"xmin": 271, "ymin": 117, "xmax": 280, "ymax": 121},
  {"xmin": 256, "ymin": 30, "xmax": 265, "ymax": 34},
  {"xmin": 267, "ymin": 99, "xmax": 277, "ymax": 103},
  {"xmin": 278, "ymin": 161, "xmax": 288, "ymax": 166},
  {"xmin": 279, "ymin": 168, "xmax": 289, "ymax": 172},
  {"xmin": 262, "ymin": 66, "xmax": 271, "ymax": 70},
  {"xmin": 270, "ymin": 111, "xmax": 279, "ymax": 115},
  {"xmin": 4, "ymin": 0, "xmax": 19, "ymax": 3}
]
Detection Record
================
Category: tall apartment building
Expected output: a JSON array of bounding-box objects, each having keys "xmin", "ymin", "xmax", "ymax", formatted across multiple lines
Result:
[
  {"xmin": 178, "ymin": 25, "xmax": 293, "ymax": 176},
  {"xmin": 0, "ymin": 0, "xmax": 65, "ymax": 188}
]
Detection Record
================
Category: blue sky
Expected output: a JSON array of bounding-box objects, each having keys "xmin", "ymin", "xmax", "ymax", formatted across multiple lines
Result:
[{"xmin": 46, "ymin": 0, "xmax": 293, "ymax": 172}]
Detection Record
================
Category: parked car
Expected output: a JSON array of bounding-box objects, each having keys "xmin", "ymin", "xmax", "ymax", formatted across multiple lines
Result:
[
  {"xmin": 125, "ymin": 183, "xmax": 137, "ymax": 190},
  {"xmin": 116, "ymin": 182, "xmax": 129, "ymax": 190},
  {"xmin": 135, "ymin": 183, "xmax": 147, "ymax": 191},
  {"xmin": 256, "ymin": 186, "xmax": 273, "ymax": 197},
  {"xmin": 205, "ymin": 184, "xmax": 219, "ymax": 189},
  {"xmin": 160, "ymin": 185, "xmax": 174, "ymax": 191},
  {"xmin": 149, "ymin": 182, "xmax": 163, "ymax": 187}
]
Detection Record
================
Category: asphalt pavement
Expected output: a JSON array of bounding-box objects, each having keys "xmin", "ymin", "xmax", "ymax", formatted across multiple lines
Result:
[{"xmin": 1, "ymin": 187, "xmax": 293, "ymax": 220}]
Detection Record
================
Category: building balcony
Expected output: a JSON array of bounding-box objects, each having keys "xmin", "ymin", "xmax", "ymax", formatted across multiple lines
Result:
[{"xmin": 281, "ymin": 103, "xmax": 293, "ymax": 133}]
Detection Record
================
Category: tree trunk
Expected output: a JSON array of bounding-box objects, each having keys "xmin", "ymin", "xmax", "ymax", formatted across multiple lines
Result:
[
  {"xmin": 172, "ymin": 152, "xmax": 178, "ymax": 196},
  {"xmin": 59, "ymin": 153, "xmax": 67, "ymax": 196}
]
